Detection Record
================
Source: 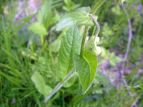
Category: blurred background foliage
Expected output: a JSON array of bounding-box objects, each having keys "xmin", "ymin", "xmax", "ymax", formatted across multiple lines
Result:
[{"xmin": 0, "ymin": 0, "xmax": 143, "ymax": 107}]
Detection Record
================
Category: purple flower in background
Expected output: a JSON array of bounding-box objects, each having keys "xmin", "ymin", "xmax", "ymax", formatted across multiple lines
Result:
[
  {"xmin": 136, "ymin": 69, "xmax": 143, "ymax": 78},
  {"xmin": 14, "ymin": 0, "xmax": 26, "ymax": 21},
  {"xmin": 28, "ymin": 0, "xmax": 42, "ymax": 13},
  {"xmin": 14, "ymin": 0, "xmax": 42, "ymax": 21},
  {"xmin": 29, "ymin": 0, "xmax": 37, "ymax": 12},
  {"xmin": 137, "ymin": 4, "xmax": 142, "ymax": 15},
  {"xmin": 100, "ymin": 60, "xmax": 110, "ymax": 75},
  {"xmin": 100, "ymin": 59, "xmax": 133, "ymax": 88},
  {"xmin": 100, "ymin": 60, "xmax": 123, "ymax": 88}
]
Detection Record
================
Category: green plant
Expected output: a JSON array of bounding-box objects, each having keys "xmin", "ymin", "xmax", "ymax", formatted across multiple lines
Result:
[
  {"xmin": 28, "ymin": 0, "xmax": 99, "ymax": 105},
  {"xmin": 1, "ymin": 0, "xmax": 143, "ymax": 106}
]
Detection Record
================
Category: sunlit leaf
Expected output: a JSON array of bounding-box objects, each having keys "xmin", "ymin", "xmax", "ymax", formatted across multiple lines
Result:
[
  {"xmin": 56, "ymin": 11, "xmax": 93, "ymax": 31},
  {"xmin": 83, "ymin": 49, "xmax": 97, "ymax": 83},
  {"xmin": 31, "ymin": 72, "xmax": 52, "ymax": 96},
  {"xmin": 55, "ymin": 17, "xmax": 74, "ymax": 31},
  {"xmin": 28, "ymin": 22, "xmax": 47, "ymax": 36},
  {"xmin": 69, "ymin": 11, "xmax": 93, "ymax": 26}
]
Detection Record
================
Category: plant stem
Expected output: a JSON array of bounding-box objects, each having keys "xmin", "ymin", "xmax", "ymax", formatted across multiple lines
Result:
[
  {"xmin": 89, "ymin": 14, "xmax": 100, "ymax": 41},
  {"xmin": 44, "ymin": 71, "xmax": 76, "ymax": 103},
  {"xmin": 121, "ymin": 3, "xmax": 134, "ymax": 97},
  {"xmin": 80, "ymin": 27, "xmax": 89, "ymax": 55}
]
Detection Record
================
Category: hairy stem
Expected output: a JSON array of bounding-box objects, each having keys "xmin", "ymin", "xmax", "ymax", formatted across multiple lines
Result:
[{"xmin": 44, "ymin": 71, "xmax": 76, "ymax": 103}]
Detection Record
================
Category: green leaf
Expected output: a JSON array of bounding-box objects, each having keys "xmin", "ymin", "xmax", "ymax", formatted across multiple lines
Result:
[
  {"xmin": 75, "ymin": 56, "xmax": 90, "ymax": 93},
  {"xmin": 58, "ymin": 25, "xmax": 82, "ymax": 79},
  {"xmin": 83, "ymin": 49, "xmax": 97, "ymax": 83},
  {"xmin": 56, "ymin": 17, "xmax": 74, "ymax": 31},
  {"xmin": 63, "ymin": 0, "xmax": 80, "ymax": 11},
  {"xmin": 31, "ymin": 72, "xmax": 52, "ymax": 96},
  {"xmin": 141, "ymin": 0, "xmax": 143, "ymax": 5},
  {"xmin": 28, "ymin": 22, "xmax": 47, "ymax": 36},
  {"xmin": 37, "ymin": 0, "xmax": 59, "ymax": 29},
  {"xmin": 69, "ymin": 11, "xmax": 93, "ymax": 26},
  {"xmin": 0, "ymin": 71, "xmax": 21, "ymax": 86},
  {"xmin": 56, "ymin": 9, "xmax": 93, "ymax": 31},
  {"xmin": 91, "ymin": 0, "xmax": 105, "ymax": 14},
  {"xmin": 49, "ymin": 36, "xmax": 62, "ymax": 52},
  {"xmin": 75, "ymin": 49, "xmax": 97, "ymax": 93}
]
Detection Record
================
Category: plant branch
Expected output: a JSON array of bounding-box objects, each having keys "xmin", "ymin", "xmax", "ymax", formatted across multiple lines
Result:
[
  {"xmin": 121, "ymin": 3, "xmax": 134, "ymax": 97},
  {"xmin": 80, "ymin": 26, "xmax": 89, "ymax": 55},
  {"xmin": 121, "ymin": 3, "xmax": 133, "ymax": 61},
  {"xmin": 44, "ymin": 70, "xmax": 76, "ymax": 103},
  {"xmin": 89, "ymin": 14, "xmax": 100, "ymax": 41}
]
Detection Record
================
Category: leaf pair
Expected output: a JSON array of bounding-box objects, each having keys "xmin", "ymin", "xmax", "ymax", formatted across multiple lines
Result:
[
  {"xmin": 58, "ymin": 25, "xmax": 97, "ymax": 93},
  {"xmin": 31, "ymin": 25, "xmax": 98, "ymax": 97}
]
